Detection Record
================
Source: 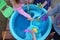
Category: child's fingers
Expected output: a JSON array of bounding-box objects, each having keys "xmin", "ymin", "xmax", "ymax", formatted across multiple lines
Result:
[
  {"xmin": 30, "ymin": 30, "xmax": 36, "ymax": 40},
  {"xmin": 24, "ymin": 30, "xmax": 36, "ymax": 40},
  {"xmin": 30, "ymin": 30, "xmax": 35, "ymax": 34},
  {"xmin": 27, "ymin": 18, "xmax": 34, "ymax": 21},
  {"xmin": 46, "ymin": 32, "xmax": 55, "ymax": 40}
]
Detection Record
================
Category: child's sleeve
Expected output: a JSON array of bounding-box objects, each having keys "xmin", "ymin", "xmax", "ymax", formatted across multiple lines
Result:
[
  {"xmin": 48, "ymin": 3, "xmax": 60, "ymax": 16},
  {"xmin": 16, "ymin": 7, "xmax": 32, "ymax": 19}
]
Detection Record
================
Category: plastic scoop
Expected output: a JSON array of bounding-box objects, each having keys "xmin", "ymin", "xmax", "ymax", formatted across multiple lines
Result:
[
  {"xmin": 24, "ymin": 29, "xmax": 30, "ymax": 32},
  {"xmin": 32, "ymin": 28, "xmax": 38, "ymax": 33}
]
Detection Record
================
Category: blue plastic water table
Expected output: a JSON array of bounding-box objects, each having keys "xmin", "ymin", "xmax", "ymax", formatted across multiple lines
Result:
[{"xmin": 9, "ymin": 4, "xmax": 52, "ymax": 40}]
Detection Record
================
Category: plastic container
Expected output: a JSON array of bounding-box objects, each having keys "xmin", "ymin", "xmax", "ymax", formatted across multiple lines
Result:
[
  {"xmin": 9, "ymin": 4, "xmax": 52, "ymax": 40},
  {"xmin": 54, "ymin": 13, "xmax": 60, "ymax": 35}
]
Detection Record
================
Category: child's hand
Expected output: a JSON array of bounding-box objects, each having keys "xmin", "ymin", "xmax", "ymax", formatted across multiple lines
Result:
[
  {"xmin": 30, "ymin": 30, "xmax": 36, "ymax": 40},
  {"xmin": 27, "ymin": 18, "xmax": 34, "ymax": 21},
  {"xmin": 36, "ymin": 17, "xmax": 40, "ymax": 22},
  {"xmin": 24, "ymin": 30, "xmax": 36, "ymax": 40},
  {"xmin": 46, "ymin": 32, "xmax": 55, "ymax": 40},
  {"xmin": 42, "ymin": 1, "xmax": 47, "ymax": 8}
]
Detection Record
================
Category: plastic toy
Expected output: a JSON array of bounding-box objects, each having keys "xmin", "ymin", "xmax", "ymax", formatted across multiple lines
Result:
[
  {"xmin": 24, "ymin": 28, "xmax": 38, "ymax": 33},
  {"xmin": 32, "ymin": 28, "xmax": 38, "ymax": 33},
  {"xmin": 54, "ymin": 13, "xmax": 60, "ymax": 35},
  {"xmin": 9, "ymin": 4, "xmax": 52, "ymax": 40},
  {"xmin": 24, "ymin": 29, "xmax": 30, "ymax": 32},
  {"xmin": 37, "ymin": 3, "xmax": 42, "ymax": 8}
]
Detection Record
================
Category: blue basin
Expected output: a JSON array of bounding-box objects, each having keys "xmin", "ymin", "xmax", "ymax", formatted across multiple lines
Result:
[{"xmin": 9, "ymin": 4, "xmax": 52, "ymax": 40}]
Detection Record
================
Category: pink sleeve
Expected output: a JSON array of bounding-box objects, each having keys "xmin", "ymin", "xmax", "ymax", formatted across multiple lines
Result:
[{"xmin": 16, "ymin": 7, "xmax": 31, "ymax": 19}]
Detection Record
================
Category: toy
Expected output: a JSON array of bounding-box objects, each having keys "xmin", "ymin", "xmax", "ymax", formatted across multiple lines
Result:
[
  {"xmin": 37, "ymin": 3, "xmax": 42, "ymax": 8},
  {"xmin": 24, "ymin": 28, "xmax": 38, "ymax": 33},
  {"xmin": 9, "ymin": 4, "xmax": 52, "ymax": 40},
  {"xmin": 32, "ymin": 28, "xmax": 38, "ymax": 33},
  {"xmin": 54, "ymin": 13, "xmax": 60, "ymax": 35},
  {"xmin": 2, "ymin": 31, "xmax": 6, "ymax": 40}
]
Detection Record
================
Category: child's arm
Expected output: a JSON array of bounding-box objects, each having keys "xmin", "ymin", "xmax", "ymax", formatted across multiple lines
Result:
[
  {"xmin": 10, "ymin": 0, "xmax": 33, "ymax": 20},
  {"xmin": 42, "ymin": 3, "xmax": 60, "ymax": 20},
  {"xmin": 48, "ymin": 6, "xmax": 52, "ymax": 12},
  {"xmin": 42, "ymin": 0, "xmax": 51, "ymax": 8},
  {"xmin": 16, "ymin": 7, "xmax": 33, "ymax": 20},
  {"xmin": 30, "ymin": 30, "xmax": 36, "ymax": 40},
  {"xmin": 42, "ymin": 1, "xmax": 48, "ymax": 8},
  {"xmin": 48, "ymin": 3, "xmax": 60, "ymax": 16},
  {"xmin": 24, "ymin": 30, "xmax": 36, "ymax": 40},
  {"xmin": 10, "ymin": 0, "xmax": 16, "ymax": 6},
  {"xmin": 10, "ymin": 0, "xmax": 18, "ymax": 9}
]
